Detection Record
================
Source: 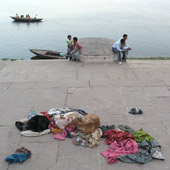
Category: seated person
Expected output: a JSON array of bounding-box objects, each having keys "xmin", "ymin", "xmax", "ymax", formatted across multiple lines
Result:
[
  {"xmin": 16, "ymin": 14, "xmax": 19, "ymax": 18},
  {"xmin": 70, "ymin": 37, "xmax": 83, "ymax": 61},
  {"xmin": 112, "ymin": 39, "xmax": 127, "ymax": 65}
]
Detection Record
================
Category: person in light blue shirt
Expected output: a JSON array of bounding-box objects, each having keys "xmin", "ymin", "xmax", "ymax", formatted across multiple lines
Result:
[
  {"xmin": 112, "ymin": 34, "xmax": 131, "ymax": 64},
  {"xmin": 118, "ymin": 34, "xmax": 131, "ymax": 60}
]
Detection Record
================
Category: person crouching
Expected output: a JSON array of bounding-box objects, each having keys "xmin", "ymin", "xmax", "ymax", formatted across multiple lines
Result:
[{"xmin": 70, "ymin": 37, "xmax": 83, "ymax": 61}]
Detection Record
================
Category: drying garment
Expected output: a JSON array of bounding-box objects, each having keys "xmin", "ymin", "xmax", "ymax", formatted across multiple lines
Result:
[
  {"xmin": 40, "ymin": 112, "xmax": 50, "ymax": 121},
  {"xmin": 5, "ymin": 147, "xmax": 31, "ymax": 164},
  {"xmin": 129, "ymin": 107, "xmax": 143, "ymax": 115},
  {"xmin": 15, "ymin": 118, "xmax": 29, "ymax": 131},
  {"xmin": 117, "ymin": 125, "xmax": 135, "ymax": 135},
  {"xmin": 15, "ymin": 146, "xmax": 30, "ymax": 154},
  {"xmin": 71, "ymin": 109, "xmax": 88, "ymax": 116},
  {"xmin": 133, "ymin": 129, "xmax": 157, "ymax": 143},
  {"xmin": 101, "ymin": 138, "xmax": 138, "ymax": 164},
  {"xmin": 100, "ymin": 125, "xmax": 115, "ymax": 138},
  {"xmin": 28, "ymin": 111, "xmax": 43, "ymax": 119},
  {"xmin": 72, "ymin": 128, "xmax": 102, "ymax": 147},
  {"xmin": 26, "ymin": 115, "xmax": 50, "ymax": 132},
  {"xmin": 104, "ymin": 129, "xmax": 135, "ymax": 145},
  {"xmin": 48, "ymin": 122, "xmax": 64, "ymax": 133},
  {"xmin": 21, "ymin": 129, "xmax": 50, "ymax": 137},
  {"xmin": 53, "ymin": 125, "xmax": 75, "ymax": 140},
  {"xmin": 48, "ymin": 108, "xmax": 88, "ymax": 117},
  {"xmin": 16, "ymin": 115, "xmax": 50, "ymax": 132},
  {"xmin": 88, "ymin": 128, "xmax": 103, "ymax": 147},
  {"xmin": 53, "ymin": 133, "xmax": 66, "ymax": 140},
  {"xmin": 118, "ymin": 140, "xmax": 164, "ymax": 164},
  {"xmin": 65, "ymin": 125, "xmax": 75, "ymax": 138}
]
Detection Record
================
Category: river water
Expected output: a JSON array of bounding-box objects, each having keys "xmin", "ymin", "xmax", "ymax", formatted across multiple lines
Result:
[{"xmin": 0, "ymin": 0, "xmax": 170, "ymax": 59}]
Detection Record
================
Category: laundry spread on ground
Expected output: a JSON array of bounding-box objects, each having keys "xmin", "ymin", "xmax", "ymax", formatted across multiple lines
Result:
[
  {"xmin": 133, "ymin": 129, "xmax": 157, "ymax": 143},
  {"xmin": 104, "ymin": 129, "xmax": 135, "ymax": 145},
  {"xmin": 101, "ymin": 128, "xmax": 164, "ymax": 164},
  {"xmin": 5, "ymin": 147, "xmax": 31, "ymax": 164},
  {"xmin": 101, "ymin": 138, "xmax": 138, "ymax": 164},
  {"xmin": 9, "ymin": 107, "xmax": 165, "ymax": 165}
]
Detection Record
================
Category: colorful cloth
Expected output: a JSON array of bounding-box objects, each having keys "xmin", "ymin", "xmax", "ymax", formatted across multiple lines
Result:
[
  {"xmin": 133, "ymin": 129, "xmax": 157, "ymax": 143},
  {"xmin": 5, "ymin": 147, "xmax": 31, "ymax": 164},
  {"xmin": 118, "ymin": 140, "xmax": 164, "ymax": 164},
  {"xmin": 100, "ymin": 125, "xmax": 115, "ymax": 138},
  {"xmin": 104, "ymin": 129, "xmax": 135, "ymax": 145},
  {"xmin": 117, "ymin": 125, "xmax": 135, "ymax": 135},
  {"xmin": 101, "ymin": 139, "xmax": 138, "ymax": 164},
  {"xmin": 53, "ymin": 125, "xmax": 75, "ymax": 140}
]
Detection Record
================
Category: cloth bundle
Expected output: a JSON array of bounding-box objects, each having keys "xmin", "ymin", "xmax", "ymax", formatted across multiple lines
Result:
[
  {"xmin": 5, "ymin": 147, "xmax": 31, "ymax": 164},
  {"xmin": 72, "ymin": 128, "xmax": 103, "ymax": 147},
  {"xmin": 101, "ymin": 127, "xmax": 165, "ymax": 164}
]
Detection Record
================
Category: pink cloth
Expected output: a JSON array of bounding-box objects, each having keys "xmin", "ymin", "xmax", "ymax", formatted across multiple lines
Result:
[
  {"xmin": 53, "ymin": 125, "xmax": 75, "ymax": 140},
  {"xmin": 53, "ymin": 133, "xmax": 65, "ymax": 140},
  {"xmin": 101, "ymin": 139, "xmax": 138, "ymax": 164},
  {"xmin": 66, "ymin": 125, "xmax": 75, "ymax": 132}
]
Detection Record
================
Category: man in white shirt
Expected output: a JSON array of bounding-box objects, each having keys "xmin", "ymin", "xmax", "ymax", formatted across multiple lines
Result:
[{"xmin": 112, "ymin": 34, "xmax": 131, "ymax": 64}]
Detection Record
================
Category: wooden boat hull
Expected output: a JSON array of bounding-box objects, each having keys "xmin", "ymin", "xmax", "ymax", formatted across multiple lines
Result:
[
  {"xmin": 29, "ymin": 49, "xmax": 66, "ymax": 59},
  {"xmin": 10, "ymin": 16, "xmax": 43, "ymax": 22}
]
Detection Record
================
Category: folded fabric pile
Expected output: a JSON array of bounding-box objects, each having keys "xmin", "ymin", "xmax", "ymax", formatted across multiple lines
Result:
[{"xmin": 5, "ymin": 147, "xmax": 31, "ymax": 164}]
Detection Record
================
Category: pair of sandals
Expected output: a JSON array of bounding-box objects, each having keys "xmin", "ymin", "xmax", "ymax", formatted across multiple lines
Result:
[{"xmin": 129, "ymin": 107, "xmax": 143, "ymax": 115}]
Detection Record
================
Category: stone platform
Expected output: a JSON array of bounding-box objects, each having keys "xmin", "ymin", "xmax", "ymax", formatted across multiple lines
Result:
[
  {"xmin": 0, "ymin": 60, "xmax": 170, "ymax": 170},
  {"xmin": 79, "ymin": 37, "xmax": 115, "ymax": 63}
]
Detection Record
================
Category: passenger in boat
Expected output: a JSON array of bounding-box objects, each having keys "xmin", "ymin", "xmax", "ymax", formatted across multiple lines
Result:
[
  {"xmin": 16, "ymin": 14, "xmax": 19, "ymax": 18},
  {"xmin": 66, "ymin": 35, "xmax": 73, "ymax": 59},
  {"xmin": 70, "ymin": 37, "xmax": 83, "ymax": 61},
  {"xmin": 26, "ymin": 14, "xmax": 31, "ymax": 19},
  {"xmin": 21, "ymin": 15, "xmax": 24, "ymax": 18}
]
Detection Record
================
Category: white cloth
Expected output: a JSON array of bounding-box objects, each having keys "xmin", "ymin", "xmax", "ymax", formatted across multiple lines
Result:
[{"xmin": 21, "ymin": 129, "xmax": 50, "ymax": 137}]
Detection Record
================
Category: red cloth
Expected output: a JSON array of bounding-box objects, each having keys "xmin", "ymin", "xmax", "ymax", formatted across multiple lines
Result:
[
  {"xmin": 104, "ymin": 129, "xmax": 135, "ymax": 145},
  {"xmin": 40, "ymin": 112, "xmax": 50, "ymax": 121},
  {"xmin": 101, "ymin": 139, "xmax": 138, "ymax": 164}
]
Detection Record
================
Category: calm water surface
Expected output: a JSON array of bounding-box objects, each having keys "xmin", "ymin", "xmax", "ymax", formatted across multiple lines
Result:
[{"xmin": 0, "ymin": 0, "xmax": 170, "ymax": 59}]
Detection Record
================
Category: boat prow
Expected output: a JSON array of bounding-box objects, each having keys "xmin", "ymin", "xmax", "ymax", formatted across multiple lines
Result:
[{"xmin": 29, "ymin": 49, "xmax": 67, "ymax": 59}]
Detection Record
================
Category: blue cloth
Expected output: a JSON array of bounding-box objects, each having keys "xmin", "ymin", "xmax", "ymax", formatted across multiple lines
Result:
[{"xmin": 5, "ymin": 153, "xmax": 31, "ymax": 164}]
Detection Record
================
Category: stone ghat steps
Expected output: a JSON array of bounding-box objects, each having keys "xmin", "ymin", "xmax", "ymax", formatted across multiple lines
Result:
[
  {"xmin": 79, "ymin": 37, "xmax": 115, "ymax": 63},
  {"xmin": 80, "ymin": 54, "xmax": 114, "ymax": 63}
]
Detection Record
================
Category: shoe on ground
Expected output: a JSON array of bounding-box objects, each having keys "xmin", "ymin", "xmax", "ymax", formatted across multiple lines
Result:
[{"xmin": 118, "ymin": 61, "xmax": 122, "ymax": 65}]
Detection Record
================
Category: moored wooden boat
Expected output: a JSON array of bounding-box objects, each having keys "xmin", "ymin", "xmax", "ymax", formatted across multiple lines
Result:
[
  {"xmin": 29, "ymin": 49, "xmax": 67, "ymax": 59},
  {"xmin": 10, "ymin": 16, "xmax": 43, "ymax": 22}
]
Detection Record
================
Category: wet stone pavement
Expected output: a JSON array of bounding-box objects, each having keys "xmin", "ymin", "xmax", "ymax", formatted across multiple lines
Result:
[{"xmin": 0, "ymin": 60, "xmax": 170, "ymax": 170}]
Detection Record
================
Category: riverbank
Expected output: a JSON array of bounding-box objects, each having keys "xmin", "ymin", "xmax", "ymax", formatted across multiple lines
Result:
[
  {"xmin": 1, "ymin": 56, "xmax": 170, "ymax": 62},
  {"xmin": 0, "ymin": 60, "xmax": 170, "ymax": 170}
]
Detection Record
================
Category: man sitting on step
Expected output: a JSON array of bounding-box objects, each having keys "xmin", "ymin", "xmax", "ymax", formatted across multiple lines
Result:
[{"xmin": 112, "ymin": 34, "xmax": 131, "ymax": 64}]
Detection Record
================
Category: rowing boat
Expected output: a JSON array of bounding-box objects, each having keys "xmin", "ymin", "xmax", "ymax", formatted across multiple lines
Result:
[
  {"xmin": 10, "ymin": 16, "xmax": 43, "ymax": 22},
  {"xmin": 29, "ymin": 49, "xmax": 67, "ymax": 59}
]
